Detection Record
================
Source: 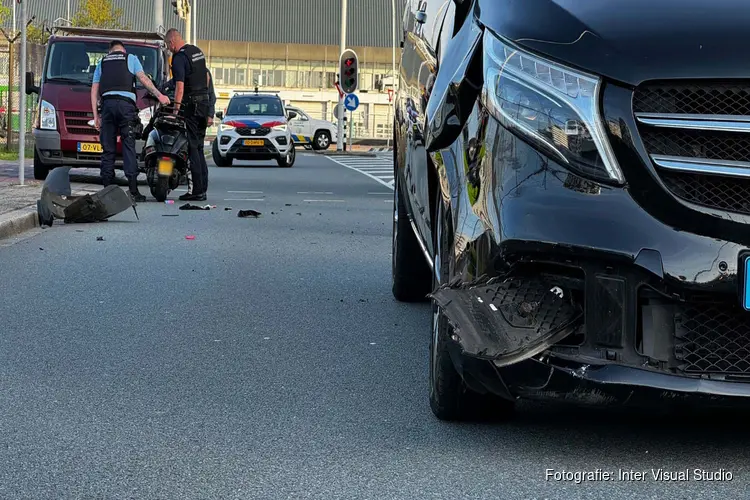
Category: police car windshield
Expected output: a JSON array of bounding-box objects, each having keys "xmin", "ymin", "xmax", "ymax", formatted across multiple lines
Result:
[
  {"xmin": 44, "ymin": 40, "xmax": 159, "ymax": 86},
  {"xmin": 227, "ymin": 96, "xmax": 284, "ymax": 116}
]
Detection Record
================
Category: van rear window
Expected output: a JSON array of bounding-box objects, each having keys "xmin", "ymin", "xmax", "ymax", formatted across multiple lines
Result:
[{"xmin": 44, "ymin": 40, "xmax": 159, "ymax": 86}]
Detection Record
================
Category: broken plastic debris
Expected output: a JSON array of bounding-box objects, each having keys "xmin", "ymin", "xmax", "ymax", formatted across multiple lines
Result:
[
  {"xmin": 179, "ymin": 203, "xmax": 210, "ymax": 211},
  {"xmin": 165, "ymin": 200, "xmax": 174, "ymax": 205},
  {"xmin": 185, "ymin": 235, "xmax": 196, "ymax": 240},
  {"xmin": 238, "ymin": 209, "xmax": 262, "ymax": 218}
]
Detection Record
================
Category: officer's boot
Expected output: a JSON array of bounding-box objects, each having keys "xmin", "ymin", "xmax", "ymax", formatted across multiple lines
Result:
[{"xmin": 128, "ymin": 176, "xmax": 146, "ymax": 203}]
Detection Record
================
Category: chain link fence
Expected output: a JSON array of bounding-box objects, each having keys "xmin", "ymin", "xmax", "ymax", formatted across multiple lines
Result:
[{"xmin": 0, "ymin": 41, "xmax": 45, "ymax": 153}]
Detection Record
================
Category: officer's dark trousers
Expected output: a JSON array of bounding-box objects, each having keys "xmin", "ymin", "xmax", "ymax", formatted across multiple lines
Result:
[
  {"xmin": 186, "ymin": 114, "xmax": 209, "ymax": 195},
  {"xmin": 100, "ymin": 98, "xmax": 139, "ymax": 191}
]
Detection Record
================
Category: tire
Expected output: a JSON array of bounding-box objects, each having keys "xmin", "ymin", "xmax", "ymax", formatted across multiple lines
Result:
[
  {"xmin": 33, "ymin": 148, "xmax": 50, "ymax": 180},
  {"xmin": 212, "ymin": 139, "xmax": 232, "ymax": 167},
  {"xmin": 149, "ymin": 170, "xmax": 169, "ymax": 202},
  {"xmin": 391, "ymin": 171, "xmax": 431, "ymax": 302},
  {"xmin": 429, "ymin": 198, "xmax": 516, "ymax": 422},
  {"xmin": 277, "ymin": 144, "xmax": 296, "ymax": 168},
  {"xmin": 312, "ymin": 130, "xmax": 332, "ymax": 151}
]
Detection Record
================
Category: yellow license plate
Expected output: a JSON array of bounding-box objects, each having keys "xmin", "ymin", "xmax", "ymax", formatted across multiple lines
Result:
[
  {"xmin": 243, "ymin": 139, "xmax": 264, "ymax": 146},
  {"xmin": 158, "ymin": 159, "xmax": 174, "ymax": 176},
  {"xmin": 77, "ymin": 142, "xmax": 103, "ymax": 153}
]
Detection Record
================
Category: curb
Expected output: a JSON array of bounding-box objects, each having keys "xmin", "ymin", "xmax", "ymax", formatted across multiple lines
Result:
[
  {"xmin": 368, "ymin": 147, "xmax": 394, "ymax": 152},
  {"xmin": 0, "ymin": 204, "xmax": 39, "ymax": 242}
]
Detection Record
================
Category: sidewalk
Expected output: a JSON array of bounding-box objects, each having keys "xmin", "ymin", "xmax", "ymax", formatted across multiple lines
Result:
[{"xmin": 0, "ymin": 162, "xmax": 108, "ymax": 241}]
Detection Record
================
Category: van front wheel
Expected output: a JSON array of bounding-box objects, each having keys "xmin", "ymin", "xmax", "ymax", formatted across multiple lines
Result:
[{"xmin": 33, "ymin": 149, "xmax": 50, "ymax": 180}]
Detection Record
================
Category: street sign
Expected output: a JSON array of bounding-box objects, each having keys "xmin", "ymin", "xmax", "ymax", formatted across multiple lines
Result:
[
  {"xmin": 344, "ymin": 93, "xmax": 359, "ymax": 112},
  {"xmin": 333, "ymin": 103, "xmax": 345, "ymax": 119}
]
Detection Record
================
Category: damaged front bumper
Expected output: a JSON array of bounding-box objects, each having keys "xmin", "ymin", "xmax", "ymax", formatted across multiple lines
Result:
[{"xmin": 431, "ymin": 258, "xmax": 750, "ymax": 405}]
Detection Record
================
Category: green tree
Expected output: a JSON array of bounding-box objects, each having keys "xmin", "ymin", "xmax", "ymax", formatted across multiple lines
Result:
[
  {"xmin": 72, "ymin": 0, "xmax": 130, "ymax": 29},
  {"xmin": 27, "ymin": 24, "xmax": 50, "ymax": 44}
]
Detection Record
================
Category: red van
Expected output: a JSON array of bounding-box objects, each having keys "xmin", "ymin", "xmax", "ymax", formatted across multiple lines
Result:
[{"xmin": 25, "ymin": 27, "xmax": 171, "ymax": 180}]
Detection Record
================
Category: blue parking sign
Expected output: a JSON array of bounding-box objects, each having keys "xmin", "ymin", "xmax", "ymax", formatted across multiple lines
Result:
[{"xmin": 344, "ymin": 93, "xmax": 359, "ymax": 112}]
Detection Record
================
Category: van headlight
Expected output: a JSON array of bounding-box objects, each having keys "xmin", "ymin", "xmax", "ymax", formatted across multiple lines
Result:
[
  {"xmin": 483, "ymin": 32, "xmax": 624, "ymax": 184},
  {"xmin": 138, "ymin": 107, "xmax": 152, "ymax": 127},
  {"xmin": 39, "ymin": 100, "xmax": 57, "ymax": 130}
]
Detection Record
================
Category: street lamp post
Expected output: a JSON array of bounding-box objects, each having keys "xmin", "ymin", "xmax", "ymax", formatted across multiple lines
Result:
[
  {"xmin": 387, "ymin": 0, "xmax": 396, "ymax": 149},
  {"xmin": 18, "ymin": 0, "xmax": 27, "ymax": 186},
  {"xmin": 154, "ymin": 0, "xmax": 164, "ymax": 32}
]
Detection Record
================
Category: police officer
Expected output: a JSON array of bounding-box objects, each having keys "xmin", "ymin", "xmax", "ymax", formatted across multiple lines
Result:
[
  {"xmin": 91, "ymin": 40, "xmax": 170, "ymax": 202},
  {"xmin": 165, "ymin": 28, "xmax": 212, "ymax": 202},
  {"xmin": 177, "ymin": 68, "xmax": 215, "ymax": 197}
]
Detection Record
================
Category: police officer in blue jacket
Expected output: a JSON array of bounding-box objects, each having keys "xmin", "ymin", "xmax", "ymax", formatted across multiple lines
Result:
[{"xmin": 91, "ymin": 40, "xmax": 170, "ymax": 202}]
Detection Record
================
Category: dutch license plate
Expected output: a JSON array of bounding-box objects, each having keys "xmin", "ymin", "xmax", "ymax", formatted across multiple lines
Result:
[
  {"xmin": 744, "ymin": 256, "xmax": 750, "ymax": 311},
  {"xmin": 77, "ymin": 142, "xmax": 103, "ymax": 153},
  {"xmin": 158, "ymin": 159, "xmax": 173, "ymax": 176},
  {"xmin": 243, "ymin": 139, "xmax": 264, "ymax": 146}
]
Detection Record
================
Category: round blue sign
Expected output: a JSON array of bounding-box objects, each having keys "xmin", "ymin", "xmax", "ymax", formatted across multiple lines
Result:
[{"xmin": 344, "ymin": 93, "xmax": 360, "ymax": 112}]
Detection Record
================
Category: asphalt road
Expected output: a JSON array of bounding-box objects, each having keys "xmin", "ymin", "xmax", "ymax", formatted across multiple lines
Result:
[{"xmin": 0, "ymin": 152, "xmax": 748, "ymax": 499}]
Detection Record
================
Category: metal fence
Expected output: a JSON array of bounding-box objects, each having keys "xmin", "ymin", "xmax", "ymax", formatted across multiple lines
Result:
[{"xmin": 0, "ymin": 41, "xmax": 45, "ymax": 151}]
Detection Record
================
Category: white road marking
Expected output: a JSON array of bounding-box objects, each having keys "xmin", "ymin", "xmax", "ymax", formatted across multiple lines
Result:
[
  {"xmin": 297, "ymin": 191, "xmax": 334, "ymax": 194},
  {"xmin": 489, "ymin": 304, "xmax": 498, "ymax": 312},
  {"xmin": 224, "ymin": 198, "xmax": 265, "ymax": 201},
  {"xmin": 326, "ymin": 153, "xmax": 394, "ymax": 189},
  {"xmin": 303, "ymin": 199, "xmax": 345, "ymax": 202}
]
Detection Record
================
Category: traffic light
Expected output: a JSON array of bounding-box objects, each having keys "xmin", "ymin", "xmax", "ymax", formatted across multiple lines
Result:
[
  {"xmin": 339, "ymin": 49, "xmax": 358, "ymax": 94},
  {"xmin": 171, "ymin": 0, "xmax": 182, "ymax": 16}
]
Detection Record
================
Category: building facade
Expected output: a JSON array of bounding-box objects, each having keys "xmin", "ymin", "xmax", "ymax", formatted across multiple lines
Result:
[{"xmin": 18, "ymin": 0, "xmax": 407, "ymax": 140}]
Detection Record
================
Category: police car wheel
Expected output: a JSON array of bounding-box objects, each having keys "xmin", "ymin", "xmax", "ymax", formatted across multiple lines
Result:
[
  {"xmin": 312, "ymin": 131, "xmax": 331, "ymax": 150},
  {"xmin": 212, "ymin": 139, "xmax": 232, "ymax": 167},
  {"xmin": 277, "ymin": 145, "xmax": 296, "ymax": 168}
]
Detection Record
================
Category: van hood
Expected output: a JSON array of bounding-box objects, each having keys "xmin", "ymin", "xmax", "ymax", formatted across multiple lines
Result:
[
  {"xmin": 41, "ymin": 82, "xmax": 150, "ymax": 112},
  {"xmin": 478, "ymin": 0, "xmax": 750, "ymax": 86}
]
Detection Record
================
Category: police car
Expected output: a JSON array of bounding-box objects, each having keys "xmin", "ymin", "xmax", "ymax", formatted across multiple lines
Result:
[
  {"xmin": 212, "ymin": 91, "xmax": 296, "ymax": 168},
  {"xmin": 286, "ymin": 105, "xmax": 338, "ymax": 150}
]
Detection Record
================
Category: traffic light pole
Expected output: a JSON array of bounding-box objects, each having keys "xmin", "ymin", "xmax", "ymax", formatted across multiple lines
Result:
[{"xmin": 336, "ymin": 0, "xmax": 347, "ymax": 151}]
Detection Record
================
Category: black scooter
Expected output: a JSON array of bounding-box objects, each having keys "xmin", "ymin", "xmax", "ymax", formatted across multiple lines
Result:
[{"xmin": 139, "ymin": 90, "xmax": 190, "ymax": 202}]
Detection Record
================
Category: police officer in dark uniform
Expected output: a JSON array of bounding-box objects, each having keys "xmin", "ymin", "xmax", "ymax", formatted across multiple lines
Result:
[
  {"xmin": 165, "ymin": 28, "xmax": 212, "ymax": 202},
  {"xmin": 91, "ymin": 40, "xmax": 170, "ymax": 202}
]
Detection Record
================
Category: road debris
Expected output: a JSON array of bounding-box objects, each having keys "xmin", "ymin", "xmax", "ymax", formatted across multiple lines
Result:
[
  {"xmin": 185, "ymin": 235, "xmax": 196, "ymax": 240},
  {"xmin": 179, "ymin": 203, "xmax": 214, "ymax": 211},
  {"xmin": 165, "ymin": 200, "xmax": 174, "ymax": 205},
  {"xmin": 224, "ymin": 207, "xmax": 232, "ymax": 211},
  {"xmin": 96, "ymin": 236, "xmax": 104, "ymax": 241},
  {"xmin": 238, "ymin": 210, "xmax": 262, "ymax": 218},
  {"xmin": 162, "ymin": 214, "xmax": 179, "ymax": 217}
]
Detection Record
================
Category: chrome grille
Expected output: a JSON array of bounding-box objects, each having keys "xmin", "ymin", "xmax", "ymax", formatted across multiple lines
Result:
[
  {"xmin": 634, "ymin": 81, "xmax": 750, "ymax": 215},
  {"xmin": 634, "ymin": 82, "xmax": 750, "ymax": 116}
]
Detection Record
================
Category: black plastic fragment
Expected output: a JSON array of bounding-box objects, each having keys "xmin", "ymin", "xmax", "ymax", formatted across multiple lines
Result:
[{"xmin": 238, "ymin": 209, "xmax": 262, "ymax": 218}]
